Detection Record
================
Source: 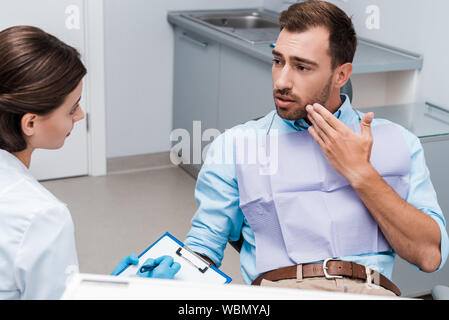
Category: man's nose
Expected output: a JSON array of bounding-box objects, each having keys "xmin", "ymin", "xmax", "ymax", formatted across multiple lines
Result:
[{"xmin": 274, "ymin": 65, "xmax": 293, "ymax": 91}]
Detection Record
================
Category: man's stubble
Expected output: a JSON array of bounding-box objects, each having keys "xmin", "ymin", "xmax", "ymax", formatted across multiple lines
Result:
[{"xmin": 275, "ymin": 74, "xmax": 333, "ymax": 121}]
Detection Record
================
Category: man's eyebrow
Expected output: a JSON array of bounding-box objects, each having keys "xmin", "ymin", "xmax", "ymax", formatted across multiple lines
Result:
[
  {"xmin": 272, "ymin": 49, "xmax": 319, "ymax": 67},
  {"xmin": 291, "ymin": 56, "xmax": 319, "ymax": 67},
  {"xmin": 272, "ymin": 49, "xmax": 283, "ymax": 57}
]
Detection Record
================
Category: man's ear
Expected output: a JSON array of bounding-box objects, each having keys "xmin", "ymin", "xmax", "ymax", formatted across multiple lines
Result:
[
  {"xmin": 334, "ymin": 62, "xmax": 353, "ymax": 90},
  {"xmin": 21, "ymin": 113, "xmax": 38, "ymax": 137}
]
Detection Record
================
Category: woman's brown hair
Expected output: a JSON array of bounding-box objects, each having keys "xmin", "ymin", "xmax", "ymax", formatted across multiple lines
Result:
[
  {"xmin": 280, "ymin": 0, "xmax": 357, "ymax": 70},
  {"xmin": 0, "ymin": 25, "xmax": 87, "ymax": 153}
]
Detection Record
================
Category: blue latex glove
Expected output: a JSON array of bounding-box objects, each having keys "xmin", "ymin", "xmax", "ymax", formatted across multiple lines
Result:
[
  {"xmin": 111, "ymin": 254, "xmax": 139, "ymax": 276},
  {"xmin": 137, "ymin": 255, "xmax": 181, "ymax": 279}
]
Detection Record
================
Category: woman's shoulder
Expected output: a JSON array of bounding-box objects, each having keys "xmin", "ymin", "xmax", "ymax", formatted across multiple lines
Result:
[{"xmin": 0, "ymin": 168, "xmax": 69, "ymax": 219}]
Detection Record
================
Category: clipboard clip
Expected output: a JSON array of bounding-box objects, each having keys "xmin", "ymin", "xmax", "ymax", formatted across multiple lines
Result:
[{"xmin": 176, "ymin": 246, "xmax": 209, "ymax": 274}]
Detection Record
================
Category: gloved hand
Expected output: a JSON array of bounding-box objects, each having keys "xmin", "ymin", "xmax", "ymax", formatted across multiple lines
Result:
[
  {"xmin": 111, "ymin": 254, "xmax": 139, "ymax": 276},
  {"xmin": 137, "ymin": 255, "xmax": 181, "ymax": 279}
]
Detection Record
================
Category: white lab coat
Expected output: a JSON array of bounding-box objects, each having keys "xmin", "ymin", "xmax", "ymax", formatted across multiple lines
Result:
[{"xmin": 0, "ymin": 149, "xmax": 79, "ymax": 300}]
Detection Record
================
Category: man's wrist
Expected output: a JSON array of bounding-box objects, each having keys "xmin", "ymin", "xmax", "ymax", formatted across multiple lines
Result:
[{"xmin": 347, "ymin": 164, "xmax": 379, "ymax": 190}]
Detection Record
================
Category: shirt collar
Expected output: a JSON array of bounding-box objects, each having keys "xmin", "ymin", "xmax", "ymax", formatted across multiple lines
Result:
[
  {"xmin": 281, "ymin": 94, "xmax": 354, "ymax": 131},
  {"xmin": 0, "ymin": 149, "xmax": 34, "ymax": 179}
]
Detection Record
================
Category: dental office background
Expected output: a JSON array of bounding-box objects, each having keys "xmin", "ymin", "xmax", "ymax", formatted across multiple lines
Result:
[{"xmin": 1, "ymin": 0, "xmax": 448, "ymax": 296}]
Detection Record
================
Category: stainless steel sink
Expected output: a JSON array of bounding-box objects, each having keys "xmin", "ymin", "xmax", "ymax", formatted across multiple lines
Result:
[
  {"xmin": 181, "ymin": 11, "xmax": 281, "ymax": 44},
  {"xmin": 192, "ymin": 13, "xmax": 279, "ymax": 29}
]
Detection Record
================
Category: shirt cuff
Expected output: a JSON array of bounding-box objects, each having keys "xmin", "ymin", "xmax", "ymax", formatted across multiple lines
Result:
[
  {"xmin": 184, "ymin": 232, "xmax": 224, "ymax": 268},
  {"xmin": 429, "ymin": 214, "xmax": 449, "ymax": 271}
]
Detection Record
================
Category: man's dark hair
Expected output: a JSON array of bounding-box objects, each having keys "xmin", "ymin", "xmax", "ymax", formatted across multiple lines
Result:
[{"xmin": 279, "ymin": 0, "xmax": 358, "ymax": 69}]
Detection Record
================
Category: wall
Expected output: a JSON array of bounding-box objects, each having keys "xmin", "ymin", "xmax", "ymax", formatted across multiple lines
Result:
[
  {"xmin": 264, "ymin": 0, "xmax": 297, "ymax": 12},
  {"xmin": 334, "ymin": 0, "xmax": 449, "ymax": 109},
  {"xmin": 104, "ymin": 0, "xmax": 263, "ymax": 158}
]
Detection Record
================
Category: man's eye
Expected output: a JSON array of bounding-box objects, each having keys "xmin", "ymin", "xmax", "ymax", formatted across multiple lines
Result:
[
  {"xmin": 296, "ymin": 65, "xmax": 310, "ymax": 71},
  {"xmin": 272, "ymin": 58, "xmax": 282, "ymax": 65}
]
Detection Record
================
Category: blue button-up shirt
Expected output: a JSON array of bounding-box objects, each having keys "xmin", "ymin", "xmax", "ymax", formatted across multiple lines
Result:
[{"xmin": 185, "ymin": 95, "xmax": 449, "ymax": 284}]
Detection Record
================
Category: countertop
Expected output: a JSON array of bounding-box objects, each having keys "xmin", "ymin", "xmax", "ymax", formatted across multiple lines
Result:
[
  {"xmin": 362, "ymin": 102, "xmax": 449, "ymax": 140},
  {"xmin": 168, "ymin": 8, "xmax": 423, "ymax": 75}
]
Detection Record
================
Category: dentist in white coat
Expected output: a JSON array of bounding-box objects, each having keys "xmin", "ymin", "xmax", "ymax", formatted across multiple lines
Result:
[{"xmin": 0, "ymin": 26, "xmax": 180, "ymax": 300}]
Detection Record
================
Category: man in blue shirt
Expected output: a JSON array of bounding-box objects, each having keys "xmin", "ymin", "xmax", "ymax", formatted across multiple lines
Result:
[{"xmin": 184, "ymin": 1, "xmax": 448, "ymax": 296}]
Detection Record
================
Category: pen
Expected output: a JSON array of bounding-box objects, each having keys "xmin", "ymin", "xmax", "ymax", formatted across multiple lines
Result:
[{"xmin": 140, "ymin": 263, "xmax": 158, "ymax": 273}]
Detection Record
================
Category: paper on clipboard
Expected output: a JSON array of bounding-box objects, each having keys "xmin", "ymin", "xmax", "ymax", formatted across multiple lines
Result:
[{"xmin": 117, "ymin": 232, "xmax": 232, "ymax": 284}]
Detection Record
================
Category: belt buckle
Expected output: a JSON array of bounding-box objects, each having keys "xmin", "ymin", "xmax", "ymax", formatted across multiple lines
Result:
[{"xmin": 323, "ymin": 258, "xmax": 343, "ymax": 280}]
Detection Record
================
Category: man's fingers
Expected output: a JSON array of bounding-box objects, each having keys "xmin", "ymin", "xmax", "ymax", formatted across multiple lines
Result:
[
  {"xmin": 361, "ymin": 112, "xmax": 374, "ymax": 138},
  {"xmin": 306, "ymin": 105, "xmax": 336, "ymax": 140},
  {"xmin": 307, "ymin": 112, "xmax": 330, "ymax": 145},
  {"xmin": 308, "ymin": 126, "xmax": 326, "ymax": 150},
  {"xmin": 312, "ymin": 103, "xmax": 348, "ymax": 132}
]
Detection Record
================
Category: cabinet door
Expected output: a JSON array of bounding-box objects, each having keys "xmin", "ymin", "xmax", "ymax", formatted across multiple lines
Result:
[
  {"xmin": 217, "ymin": 46, "xmax": 274, "ymax": 131},
  {"xmin": 173, "ymin": 28, "xmax": 220, "ymax": 166},
  {"xmin": 0, "ymin": 0, "xmax": 88, "ymax": 180}
]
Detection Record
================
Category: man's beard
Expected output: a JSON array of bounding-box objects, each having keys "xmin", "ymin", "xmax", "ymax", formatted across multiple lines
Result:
[{"xmin": 274, "ymin": 75, "xmax": 333, "ymax": 121}]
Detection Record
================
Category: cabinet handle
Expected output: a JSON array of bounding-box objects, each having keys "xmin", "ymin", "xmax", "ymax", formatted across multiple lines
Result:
[{"xmin": 181, "ymin": 32, "xmax": 208, "ymax": 48}]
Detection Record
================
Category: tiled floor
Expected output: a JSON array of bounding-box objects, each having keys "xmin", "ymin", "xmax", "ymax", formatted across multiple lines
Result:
[{"xmin": 42, "ymin": 163, "xmax": 244, "ymax": 284}]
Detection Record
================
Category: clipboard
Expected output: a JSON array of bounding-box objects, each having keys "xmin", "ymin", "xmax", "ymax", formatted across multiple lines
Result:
[{"xmin": 116, "ymin": 232, "xmax": 232, "ymax": 284}]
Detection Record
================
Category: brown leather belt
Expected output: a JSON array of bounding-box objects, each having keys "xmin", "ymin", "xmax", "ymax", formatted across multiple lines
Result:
[{"xmin": 252, "ymin": 259, "xmax": 401, "ymax": 296}]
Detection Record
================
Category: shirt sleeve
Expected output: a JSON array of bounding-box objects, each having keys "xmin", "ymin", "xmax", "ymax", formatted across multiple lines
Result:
[
  {"xmin": 401, "ymin": 127, "xmax": 449, "ymax": 271},
  {"xmin": 184, "ymin": 132, "xmax": 244, "ymax": 268},
  {"xmin": 14, "ymin": 204, "xmax": 79, "ymax": 300}
]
